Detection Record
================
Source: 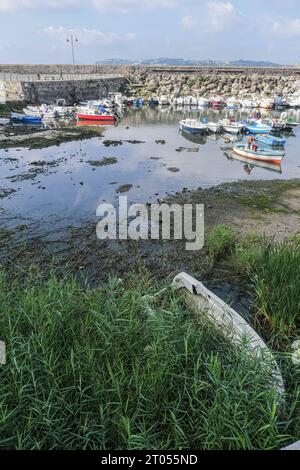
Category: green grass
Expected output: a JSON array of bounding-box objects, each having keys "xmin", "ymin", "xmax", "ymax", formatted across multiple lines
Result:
[
  {"xmin": 0, "ymin": 267, "xmax": 298, "ymax": 450},
  {"xmin": 206, "ymin": 225, "xmax": 236, "ymax": 260},
  {"xmin": 239, "ymin": 239, "xmax": 300, "ymax": 337}
]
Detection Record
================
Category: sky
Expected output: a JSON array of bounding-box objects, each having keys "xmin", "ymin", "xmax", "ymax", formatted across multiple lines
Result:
[{"xmin": 0, "ymin": 0, "xmax": 300, "ymax": 64}]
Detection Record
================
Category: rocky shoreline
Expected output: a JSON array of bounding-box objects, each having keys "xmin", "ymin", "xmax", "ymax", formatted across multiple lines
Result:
[{"xmin": 126, "ymin": 70, "xmax": 300, "ymax": 98}]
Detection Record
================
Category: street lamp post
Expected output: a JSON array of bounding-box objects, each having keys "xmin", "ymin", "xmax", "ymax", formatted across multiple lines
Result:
[{"xmin": 66, "ymin": 35, "xmax": 78, "ymax": 75}]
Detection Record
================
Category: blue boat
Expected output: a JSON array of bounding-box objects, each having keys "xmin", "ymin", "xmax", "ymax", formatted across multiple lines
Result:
[
  {"xmin": 245, "ymin": 120, "xmax": 272, "ymax": 134},
  {"xmin": 11, "ymin": 113, "xmax": 42, "ymax": 124},
  {"xmin": 148, "ymin": 98, "xmax": 159, "ymax": 107},
  {"xmin": 256, "ymin": 135, "xmax": 286, "ymax": 147},
  {"xmin": 133, "ymin": 98, "xmax": 144, "ymax": 107}
]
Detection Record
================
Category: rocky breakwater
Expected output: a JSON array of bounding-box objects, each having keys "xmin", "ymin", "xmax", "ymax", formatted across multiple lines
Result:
[{"xmin": 126, "ymin": 69, "xmax": 300, "ymax": 98}]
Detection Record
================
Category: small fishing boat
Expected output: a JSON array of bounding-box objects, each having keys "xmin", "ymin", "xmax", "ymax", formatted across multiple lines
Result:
[
  {"xmin": 274, "ymin": 96, "xmax": 289, "ymax": 108},
  {"xmin": 172, "ymin": 272, "xmax": 285, "ymax": 399},
  {"xmin": 197, "ymin": 97, "xmax": 209, "ymax": 107},
  {"xmin": 133, "ymin": 97, "xmax": 144, "ymax": 107},
  {"xmin": 76, "ymin": 105, "xmax": 116, "ymax": 122},
  {"xmin": 220, "ymin": 119, "xmax": 244, "ymax": 134},
  {"xmin": 230, "ymin": 152, "xmax": 282, "ymax": 174},
  {"xmin": 259, "ymin": 98, "xmax": 274, "ymax": 109},
  {"xmin": 23, "ymin": 105, "xmax": 56, "ymax": 119},
  {"xmin": 256, "ymin": 135, "xmax": 286, "ymax": 147},
  {"xmin": 210, "ymin": 96, "xmax": 225, "ymax": 109},
  {"xmin": 183, "ymin": 96, "xmax": 198, "ymax": 106},
  {"xmin": 202, "ymin": 118, "xmax": 221, "ymax": 133},
  {"xmin": 11, "ymin": 113, "xmax": 42, "ymax": 124},
  {"xmin": 206, "ymin": 121, "xmax": 221, "ymax": 133},
  {"xmin": 0, "ymin": 117, "xmax": 9, "ymax": 126},
  {"xmin": 148, "ymin": 97, "xmax": 159, "ymax": 107},
  {"xmin": 159, "ymin": 95, "xmax": 169, "ymax": 106},
  {"xmin": 244, "ymin": 120, "xmax": 272, "ymax": 134},
  {"xmin": 239, "ymin": 98, "xmax": 257, "ymax": 108},
  {"xmin": 173, "ymin": 97, "xmax": 184, "ymax": 106},
  {"xmin": 179, "ymin": 119, "xmax": 207, "ymax": 134},
  {"xmin": 280, "ymin": 112, "xmax": 299, "ymax": 130},
  {"xmin": 233, "ymin": 143, "xmax": 285, "ymax": 165}
]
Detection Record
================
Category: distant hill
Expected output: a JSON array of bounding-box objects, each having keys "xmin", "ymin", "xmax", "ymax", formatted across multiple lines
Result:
[{"xmin": 96, "ymin": 58, "xmax": 282, "ymax": 67}]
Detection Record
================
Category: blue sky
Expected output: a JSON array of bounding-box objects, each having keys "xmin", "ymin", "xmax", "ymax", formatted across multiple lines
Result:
[{"xmin": 0, "ymin": 0, "xmax": 300, "ymax": 64}]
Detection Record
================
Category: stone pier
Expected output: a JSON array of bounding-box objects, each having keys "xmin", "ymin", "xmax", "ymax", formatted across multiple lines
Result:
[{"xmin": 0, "ymin": 65, "xmax": 128, "ymax": 105}]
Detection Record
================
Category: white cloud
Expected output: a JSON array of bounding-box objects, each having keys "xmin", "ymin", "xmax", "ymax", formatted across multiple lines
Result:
[
  {"xmin": 181, "ymin": 1, "xmax": 239, "ymax": 33},
  {"xmin": 270, "ymin": 17, "xmax": 300, "ymax": 36},
  {"xmin": 207, "ymin": 1, "xmax": 237, "ymax": 32},
  {"xmin": 181, "ymin": 15, "xmax": 197, "ymax": 29},
  {"xmin": 42, "ymin": 26, "xmax": 136, "ymax": 46}
]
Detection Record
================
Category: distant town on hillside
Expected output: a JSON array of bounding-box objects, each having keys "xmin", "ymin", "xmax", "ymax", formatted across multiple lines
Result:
[{"xmin": 95, "ymin": 58, "xmax": 282, "ymax": 67}]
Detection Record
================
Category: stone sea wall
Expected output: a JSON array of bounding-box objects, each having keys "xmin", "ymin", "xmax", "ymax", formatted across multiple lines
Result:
[{"xmin": 126, "ymin": 68, "xmax": 300, "ymax": 98}]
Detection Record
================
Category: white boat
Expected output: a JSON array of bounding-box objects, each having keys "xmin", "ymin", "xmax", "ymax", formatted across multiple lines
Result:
[
  {"xmin": 225, "ymin": 97, "xmax": 241, "ymax": 109},
  {"xmin": 220, "ymin": 119, "xmax": 244, "ymax": 134},
  {"xmin": 239, "ymin": 99, "xmax": 257, "ymax": 108},
  {"xmin": 197, "ymin": 97, "xmax": 210, "ymax": 107},
  {"xmin": 159, "ymin": 95, "xmax": 169, "ymax": 106},
  {"xmin": 259, "ymin": 98, "xmax": 274, "ymax": 109},
  {"xmin": 179, "ymin": 119, "xmax": 207, "ymax": 134},
  {"xmin": 183, "ymin": 95, "xmax": 198, "ymax": 106},
  {"xmin": 206, "ymin": 121, "xmax": 221, "ymax": 133},
  {"xmin": 0, "ymin": 117, "xmax": 9, "ymax": 126},
  {"xmin": 287, "ymin": 95, "xmax": 300, "ymax": 108},
  {"xmin": 173, "ymin": 97, "xmax": 184, "ymax": 106},
  {"xmin": 23, "ymin": 105, "xmax": 56, "ymax": 119},
  {"xmin": 172, "ymin": 273, "xmax": 285, "ymax": 399},
  {"xmin": 233, "ymin": 143, "xmax": 285, "ymax": 164}
]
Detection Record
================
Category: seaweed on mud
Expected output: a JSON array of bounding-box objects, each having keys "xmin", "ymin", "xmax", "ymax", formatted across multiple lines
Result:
[{"xmin": 87, "ymin": 157, "xmax": 118, "ymax": 167}]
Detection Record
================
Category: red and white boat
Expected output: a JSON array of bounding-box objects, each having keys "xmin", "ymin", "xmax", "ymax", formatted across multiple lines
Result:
[
  {"xmin": 209, "ymin": 96, "xmax": 226, "ymax": 109},
  {"xmin": 76, "ymin": 106, "xmax": 116, "ymax": 122}
]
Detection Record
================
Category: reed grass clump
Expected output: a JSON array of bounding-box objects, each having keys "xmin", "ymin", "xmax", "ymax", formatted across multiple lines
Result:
[
  {"xmin": 0, "ymin": 268, "xmax": 296, "ymax": 450},
  {"xmin": 239, "ymin": 239, "xmax": 300, "ymax": 336}
]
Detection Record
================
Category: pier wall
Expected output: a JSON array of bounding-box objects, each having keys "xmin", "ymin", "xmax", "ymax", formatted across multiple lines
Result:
[{"xmin": 0, "ymin": 74, "xmax": 127, "ymax": 105}]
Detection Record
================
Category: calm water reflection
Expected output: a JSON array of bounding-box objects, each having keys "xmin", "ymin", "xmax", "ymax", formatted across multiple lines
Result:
[{"xmin": 1, "ymin": 106, "xmax": 300, "ymax": 231}]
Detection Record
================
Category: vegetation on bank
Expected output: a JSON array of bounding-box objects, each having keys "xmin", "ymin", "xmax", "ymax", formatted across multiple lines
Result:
[{"xmin": 0, "ymin": 265, "xmax": 299, "ymax": 450}]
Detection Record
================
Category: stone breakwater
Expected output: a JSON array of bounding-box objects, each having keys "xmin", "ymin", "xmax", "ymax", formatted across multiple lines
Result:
[{"xmin": 126, "ymin": 69, "xmax": 300, "ymax": 98}]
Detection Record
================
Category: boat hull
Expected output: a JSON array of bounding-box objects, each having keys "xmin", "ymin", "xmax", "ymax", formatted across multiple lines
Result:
[
  {"xmin": 76, "ymin": 113, "xmax": 116, "ymax": 122},
  {"xmin": 180, "ymin": 123, "xmax": 206, "ymax": 134},
  {"xmin": 233, "ymin": 146, "xmax": 284, "ymax": 164},
  {"xmin": 221, "ymin": 125, "xmax": 244, "ymax": 134}
]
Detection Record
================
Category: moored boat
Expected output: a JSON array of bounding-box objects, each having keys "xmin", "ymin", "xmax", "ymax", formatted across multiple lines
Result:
[
  {"xmin": 206, "ymin": 121, "xmax": 221, "ymax": 133},
  {"xmin": 183, "ymin": 96, "xmax": 198, "ymax": 106},
  {"xmin": 159, "ymin": 95, "xmax": 169, "ymax": 106},
  {"xmin": 220, "ymin": 119, "xmax": 244, "ymax": 134},
  {"xmin": 210, "ymin": 96, "xmax": 225, "ymax": 109},
  {"xmin": 179, "ymin": 119, "xmax": 207, "ymax": 134},
  {"xmin": 244, "ymin": 120, "xmax": 272, "ymax": 134},
  {"xmin": 0, "ymin": 117, "xmax": 9, "ymax": 126},
  {"xmin": 230, "ymin": 152, "xmax": 282, "ymax": 174},
  {"xmin": 256, "ymin": 135, "xmax": 286, "ymax": 147},
  {"xmin": 11, "ymin": 112, "xmax": 42, "ymax": 124},
  {"xmin": 197, "ymin": 97, "xmax": 209, "ymax": 107},
  {"xmin": 233, "ymin": 143, "xmax": 285, "ymax": 164},
  {"xmin": 259, "ymin": 98, "xmax": 274, "ymax": 109}
]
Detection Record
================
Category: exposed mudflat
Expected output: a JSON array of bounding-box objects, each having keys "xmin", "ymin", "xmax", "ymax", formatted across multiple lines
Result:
[{"xmin": 1, "ymin": 179, "xmax": 300, "ymax": 288}]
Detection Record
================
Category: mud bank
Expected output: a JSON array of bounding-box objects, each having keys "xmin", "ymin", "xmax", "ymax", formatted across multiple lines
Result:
[
  {"xmin": 0, "ymin": 124, "xmax": 104, "ymax": 149},
  {"xmin": 1, "ymin": 179, "xmax": 300, "ymax": 287}
]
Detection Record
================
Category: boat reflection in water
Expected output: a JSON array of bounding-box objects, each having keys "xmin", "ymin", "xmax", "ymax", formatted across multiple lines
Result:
[
  {"xmin": 179, "ymin": 129, "xmax": 207, "ymax": 145},
  {"xmin": 225, "ymin": 151, "xmax": 282, "ymax": 175},
  {"xmin": 76, "ymin": 120, "xmax": 118, "ymax": 127}
]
